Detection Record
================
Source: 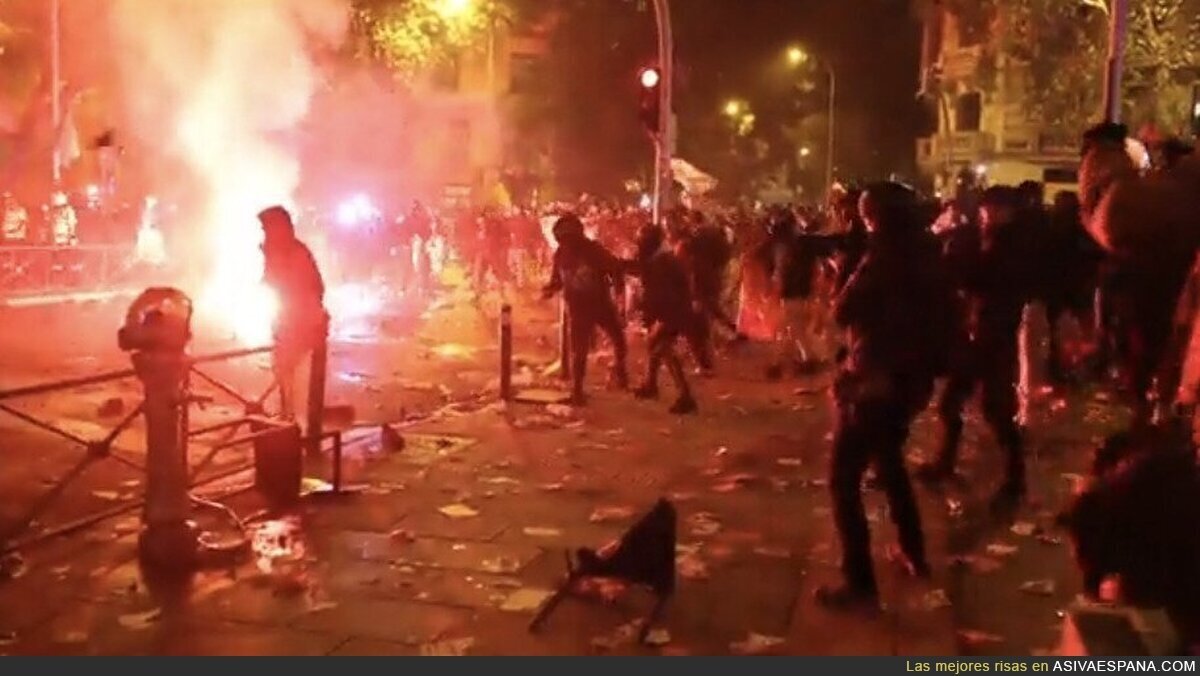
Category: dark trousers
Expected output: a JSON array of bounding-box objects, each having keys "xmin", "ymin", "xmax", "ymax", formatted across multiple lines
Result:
[
  {"xmin": 936, "ymin": 337, "xmax": 1024, "ymax": 485},
  {"xmin": 643, "ymin": 320, "xmax": 693, "ymax": 399},
  {"xmin": 568, "ymin": 298, "xmax": 628, "ymax": 397},
  {"xmin": 831, "ymin": 383, "xmax": 928, "ymax": 593}
]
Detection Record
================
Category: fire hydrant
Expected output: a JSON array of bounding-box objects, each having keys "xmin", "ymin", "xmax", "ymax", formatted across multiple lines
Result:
[{"xmin": 119, "ymin": 288, "xmax": 198, "ymax": 570}]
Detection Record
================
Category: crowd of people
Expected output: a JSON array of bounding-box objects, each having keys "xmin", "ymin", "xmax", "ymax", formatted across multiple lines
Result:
[{"xmin": 188, "ymin": 122, "xmax": 1200, "ymax": 646}]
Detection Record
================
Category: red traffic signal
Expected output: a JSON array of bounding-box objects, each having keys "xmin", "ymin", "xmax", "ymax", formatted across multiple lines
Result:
[{"xmin": 638, "ymin": 67, "xmax": 662, "ymax": 135}]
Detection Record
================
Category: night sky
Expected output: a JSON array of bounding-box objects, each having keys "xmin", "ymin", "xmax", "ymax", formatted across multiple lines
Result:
[
  {"xmin": 547, "ymin": 0, "xmax": 924, "ymax": 195},
  {"xmin": 671, "ymin": 0, "xmax": 924, "ymax": 181}
]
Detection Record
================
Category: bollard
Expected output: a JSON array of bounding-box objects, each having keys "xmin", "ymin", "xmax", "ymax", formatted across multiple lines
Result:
[
  {"xmin": 134, "ymin": 350, "xmax": 197, "ymax": 568},
  {"xmin": 500, "ymin": 304, "xmax": 513, "ymax": 400},
  {"xmin": 304, "ymin": 323, "xmax": 329, "ymax": 458},
  {"xmin": 119, "ymin": 288, "xmax": 200, "ymax": 570}
]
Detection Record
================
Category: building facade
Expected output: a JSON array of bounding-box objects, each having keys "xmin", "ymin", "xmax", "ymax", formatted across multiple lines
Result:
[{"xmin": 915, "ymin": 3, "xmax": 1079, "ymax": 201}]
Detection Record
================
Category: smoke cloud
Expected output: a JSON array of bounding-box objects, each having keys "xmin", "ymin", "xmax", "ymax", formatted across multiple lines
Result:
[{"xmin": 106, "ymin": 0, "xmax": 349, "ymax": 342}]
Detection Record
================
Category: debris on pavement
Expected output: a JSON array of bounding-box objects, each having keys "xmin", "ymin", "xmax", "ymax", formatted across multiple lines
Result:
[
  {"xmin": 91, "ymin": 490, "xmax": 122, "ymax": 502},
  {"xmin": 752, "ymin": 546, "xmax": 791, "ymax": 559},
  {"xmin": 499, "ymin": 588, "xmax": 554, "ymax": 613},
  {"xmin": 686, "ymin": 512, "xmax": 723, "ymax": 537},
  {"xmin": 545, "ymin": 404, "xmax": 575, "ymax": 419},
  {"xmin": 439, "ymin": 504, "xmax": 480, "ymax": 519},
  {"xmin": 985, "ymin": 543, "xmax": 1019, "ymax": 558},
  {"xmin": 117, "ymin": 608, "xmax": 162, "ymax": 631},
  {"xmin": 644, "ymin": 628, "xmax": 672, "ymax": 647},
  {"xmin": 589, "ymin": 506, "xmax": 635, "ymax": 523},
  {"xmin": 0, "ymin": 631, "xmax": 16, "ymax": 647},
  {"xmin": 776, "ymin": 457, "xmax": 803, "ymax": 467},
  {"xmin": 1019, "ymin": 579, "xmax": 1057, "ymax": 596},
  {"xmin": 946, "ymin": 498, "xmax": 964, "ymax": 518},
  {"xmin": 919, "ymin": 588, "xmax": 952, "ymax": 610},
  {"xmin": 522, "ymin": 527, "xmax": 562, "ymax": 538},
  {"xmin": 676, "ymin": 548, "xmax": 709, "ymax": 580},
  {"xmin": 1010, "ymin": 521, "xmax": 1039, "ymax": 537},
  {"xmin": 420, "ymin": 637, "xmax": 475, "ymax": 656},
  {"xmin": 0, "ymin": 552, "xmax": 27, "ymax": 581},
  {"xmin": 590, "ymin": 620, "xmax": 643, "ymax": 652},
  {"xmin": 55, "ymin": 630, "xmax": 89, "ymax": 644},
  {"xmin": 958, "ymin": 629, "xmax": 1004, "ymax": 646},
  {"xmin": 951, "ymin": 555, "xmax": 1003, "ymax": 574},
  {"xmin": 1036, "ymin": 534, "xmax": 1063, "ymax": 546},
  {"xmin": 729, "ymin": 632, "xmax": 786, "ymax": 655}
]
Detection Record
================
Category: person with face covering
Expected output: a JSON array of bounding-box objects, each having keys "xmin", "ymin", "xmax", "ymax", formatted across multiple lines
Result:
[
  {"xmin": 259, "ymin": 205, "xmax": 329, "ymax": 423},
  {"xmin": 543, "ymin": 213, "xmax": 629, "ymax": 405},
  {"xmin": 915, "ymin": 186, "xmax": 1032, "ymax": 511},
  {"xmin": 816, "ymin": 182, "xmax": 957, "ymax": 611},
  {"xmin": 628, "ymin": 223, "xmax": 699, "ymax": 415}
]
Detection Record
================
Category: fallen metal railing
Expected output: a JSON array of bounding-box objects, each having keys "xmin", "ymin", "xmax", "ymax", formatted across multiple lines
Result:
[{"xmin": 0, "ymin": 344, "xmax": 342, "ymax": 553}]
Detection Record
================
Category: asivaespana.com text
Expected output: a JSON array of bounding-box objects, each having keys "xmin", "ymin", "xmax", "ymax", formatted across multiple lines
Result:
[{"xmin": 907, "ymin": 661, "xmax": 1198, "ymax": 673}]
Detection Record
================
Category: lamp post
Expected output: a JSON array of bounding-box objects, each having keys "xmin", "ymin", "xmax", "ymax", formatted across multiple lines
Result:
[
  {"xmin": 651, "ymin": 0, "xmax": 674, "ymax": 225},
  {"xmin": 50, "ymin": 0, "xmax": 62, "ymax": 186},
  {"xmin": 1101, "ymin": 0, "xmax": 1128, "ymax": 124}
]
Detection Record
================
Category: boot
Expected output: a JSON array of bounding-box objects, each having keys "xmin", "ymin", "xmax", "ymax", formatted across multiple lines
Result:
[
  {"xmin": 814, "ymin": 584, "xmax": 879, "ymax": 613},
  {"xmin": 669, "ymin": 395, "xmax": 698, "ymax": 415},
  {"xmin": 633, "ymin": 383, "xmax": 660, "ymax": 400}
]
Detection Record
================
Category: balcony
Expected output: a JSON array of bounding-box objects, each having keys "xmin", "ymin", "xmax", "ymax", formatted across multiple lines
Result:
[{"xmin": 916, "ymin": 131, "xmax": 996, "ymax": 171}]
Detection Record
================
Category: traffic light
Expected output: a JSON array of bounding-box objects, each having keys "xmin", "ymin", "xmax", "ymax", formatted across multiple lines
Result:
[{"xmin": 639, "ymin": 67, "xmax": 662, "ymax": 136}]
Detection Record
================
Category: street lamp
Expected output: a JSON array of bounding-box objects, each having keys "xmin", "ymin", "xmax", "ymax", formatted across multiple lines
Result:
[
  {"xmin": 785, "ymin": 43, "xmax": 836, "ymax": 193},
  {"xmin": 786, "ymin": 46, "xmax": 807, "ymax": 68},
  {"xmin": 799, "ymin": 146, "xmax": 812, "ymax": 158},
  {"xmin": 723, "ymin": 99, "xmax": 744, "ymax": 118}
]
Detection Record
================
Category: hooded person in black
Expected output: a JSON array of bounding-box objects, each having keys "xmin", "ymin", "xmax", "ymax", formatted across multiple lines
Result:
[
  {"xmin": 628, "ymin": 223, "xmax": 699, "ymax": 415},
  {"xmin": 543, "ymin": 213, "xmax": 629, "ymax": 405},
  {"xmin": 259, "ymin": 205, "xmax": 329, "ymax": 423},
  {"xmin": 815, "ymin": 182, "xmax": 957, "ymax": 611},
  {"xmin": 916, "ymin": 186, "xmax": 1031, "ymax": 510}
]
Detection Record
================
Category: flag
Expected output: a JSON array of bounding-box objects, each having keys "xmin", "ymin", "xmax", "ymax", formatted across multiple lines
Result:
[{"xmin": 53, "ymin": 102, "xmax": 81, "ymax": 175}]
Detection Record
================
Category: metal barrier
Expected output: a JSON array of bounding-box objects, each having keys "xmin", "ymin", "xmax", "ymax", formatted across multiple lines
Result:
[
  {"xmin": 0, "ymin": 244, "xmax": 133, "ymax": 296},
  {"xmin": 0, "ymin": 343, "xmax": 339, "ymax": 555}
]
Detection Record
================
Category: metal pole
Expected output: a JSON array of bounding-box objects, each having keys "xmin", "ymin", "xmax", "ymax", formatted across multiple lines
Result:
[
  {"xmin": 50, "ymin": 0, "xmax": 62, "ymax": 186},
  {"xmin": 500, "ymin": 304, "xmax": 513, "ymax": 400},
  {"xmin": 134, "ymin": 350, "xmax": 198, "ymax": 569},
  {"xmin": 825, "ymin": 66, "xmax": 836, "ymax": 192},
  {"xmin": 1102, "ymin": 0, "xmax": 1129, "ymax": 123},
  {"xmin": 652, "ymin": 0, "xmax": 674, "ymax": 225}
]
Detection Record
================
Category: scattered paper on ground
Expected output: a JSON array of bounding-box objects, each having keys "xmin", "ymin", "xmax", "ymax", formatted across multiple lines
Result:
[
  {"xmin": 117, "ymin": 608, "xmax": 161, "ymax": 630},
  {"xmin": 522, "ymin": 527, "xmax": 562, "ymax": 538},
  {"xmin": 986, "ymin": 543, "xmax": 1019, "ymax": 557},
  {"xmin": 589, "ymin": 506, "xmax": 635, "ymax": 523},
  {"xmin": 439, "ymin": 504, "xmax": 479, "ymax": 519},
  {"xmin": 1010, "ymin": 522, "xmax": 1038, "ymax": 537},
  {"xmin": 1020, "ymin": 579, "xmax": 1057, "ymax": 596},
  {"xmin": 500, "ymin": 588, "xmax": 554, "ymax": 613},
  {"xmin": 730, "ymin": 632, "xmax": 786, "ymax": 655},
  {"xmin": 644, "ymin": 628, "xmax": 671, "ymax": 647},
  {"xmin": 420, "ymin": 637, "xmax": 475, "ymax": 656},
  {"xmin": 920, "ymin": 588, "xmax": 952, "ymax": 610}
]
